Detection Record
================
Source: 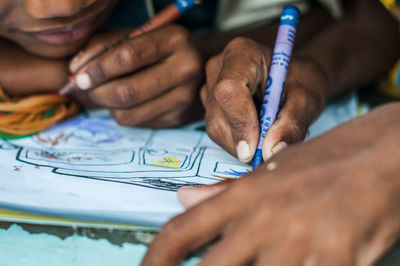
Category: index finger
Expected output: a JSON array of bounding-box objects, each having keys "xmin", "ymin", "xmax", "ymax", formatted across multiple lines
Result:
[
  {"xmin": 212, "ymin": 38, "xmax": 269, "ymax": 162},
  {"xmin": 74, "ymin": 25, "xmax": 190, "ymax": 90}
]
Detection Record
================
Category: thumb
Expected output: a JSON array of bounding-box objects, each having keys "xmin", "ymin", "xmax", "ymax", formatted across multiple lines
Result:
[
  {"xmin": 177, "ymin": 182, "xmax": 230, "ymax": 209},
  {"xmin": 261, "ymin": 95, "xmax": 314, "ymax": 161},
  {"xmin": 261, "ymin": 117, "xmax": 306, "ymax": 161}
]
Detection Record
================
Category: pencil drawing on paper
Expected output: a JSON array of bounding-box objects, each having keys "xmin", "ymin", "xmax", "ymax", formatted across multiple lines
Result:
[{"xmin": 1, "ymin": 111, "xmax": 251, "ymax": 191}]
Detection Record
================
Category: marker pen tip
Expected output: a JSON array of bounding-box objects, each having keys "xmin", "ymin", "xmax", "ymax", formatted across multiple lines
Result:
[{"xmin": 59, "ymin": 82, "xmax": 77, "ymax": 96}]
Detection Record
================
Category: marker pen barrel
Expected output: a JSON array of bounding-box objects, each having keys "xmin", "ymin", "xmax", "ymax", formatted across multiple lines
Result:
[{"xmin": 252, "ymin": 6, "xmax": 300, "ymax": 169}]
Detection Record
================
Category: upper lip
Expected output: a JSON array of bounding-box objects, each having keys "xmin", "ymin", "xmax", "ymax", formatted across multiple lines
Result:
[{"xmin": 20, "ymin": 14, "xmax": 99, "ymax": 35}]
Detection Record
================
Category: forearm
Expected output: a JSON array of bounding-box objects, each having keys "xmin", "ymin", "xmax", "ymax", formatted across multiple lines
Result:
[
  {"xmin": 301, "ymin": 0, "xmax": 400, "ymax": 99},
  {"xmin": 0, "ymin": 39, "xmax": 69, "ymax": 96}
]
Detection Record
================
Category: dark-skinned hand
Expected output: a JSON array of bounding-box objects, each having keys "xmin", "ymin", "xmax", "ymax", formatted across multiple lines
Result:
[
  {"xmin": 143, "ymin": 103, "xmax": 400, "ymax": 266},
  {"xmin": 201, "ymin": 37, "xmax": 327, "ymax": 162},
  {"xmin": 69, "ymin": 24, "xmax": 204, "ymax": 128}
]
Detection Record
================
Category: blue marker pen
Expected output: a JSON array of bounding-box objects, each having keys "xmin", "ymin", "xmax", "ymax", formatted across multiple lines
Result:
[{"xmin": 252, "ymin": 6, "xmax": 300, "ymax": 169}]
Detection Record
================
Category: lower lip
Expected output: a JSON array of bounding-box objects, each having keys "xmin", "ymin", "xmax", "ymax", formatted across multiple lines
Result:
[{"xmin": 32, "ymin": 18, "xmax": 98, "ymax": 45}]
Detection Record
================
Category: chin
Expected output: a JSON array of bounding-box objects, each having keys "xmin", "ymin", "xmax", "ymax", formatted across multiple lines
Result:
[{"xmin": 21, "ymin": 38, "xmax": 89, "ymax": 59}]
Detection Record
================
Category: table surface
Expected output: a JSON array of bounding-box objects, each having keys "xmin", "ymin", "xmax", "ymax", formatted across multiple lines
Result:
[{"xmin": 0, "ymin": 221, "xmax": 399, "ymax": 266}]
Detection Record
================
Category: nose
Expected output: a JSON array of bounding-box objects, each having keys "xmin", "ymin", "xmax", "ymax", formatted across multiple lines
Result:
[{"xmin": 24, "ymin": 0, "xmax": 98, "ymax": 19}]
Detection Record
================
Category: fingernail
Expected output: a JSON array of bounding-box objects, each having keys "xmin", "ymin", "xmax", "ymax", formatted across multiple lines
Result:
[
  {"xmin": 262, "ymin": 144, "xmax": 273, "ymax": 162},
  {"xmin": 272, "ymin": 142, "xmax": 287, "ymax": 155},
  {"xmin": 236, "ymin": 140, "xmax": 252, "ymax": 163},
  {"xmin": 75, "ymin": 73, "xmax": 92, "ymax": 90}
]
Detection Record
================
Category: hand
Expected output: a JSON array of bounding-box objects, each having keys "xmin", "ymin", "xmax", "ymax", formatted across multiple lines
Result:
[
  {"xmin": 201, "ymin": 37, "xmax": 327, "ymax": 163},
  {"xmin": 70, "ymin": 24, "xmax": 204, "ymax": 127},
  {"xmin": 142, "ymin": 103, "xmax": 400, "ymax": 266}
]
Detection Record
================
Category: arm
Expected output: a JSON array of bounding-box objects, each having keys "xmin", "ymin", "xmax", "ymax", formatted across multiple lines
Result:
[{"xmin": 301, "ymin": 0, "xmax": 400, "ymax": 98}]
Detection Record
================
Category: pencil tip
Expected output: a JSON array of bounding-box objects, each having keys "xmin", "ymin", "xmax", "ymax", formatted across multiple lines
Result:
[{"xmin": 59, "ymin": 82, "xmax": 77, "ymax": 96}]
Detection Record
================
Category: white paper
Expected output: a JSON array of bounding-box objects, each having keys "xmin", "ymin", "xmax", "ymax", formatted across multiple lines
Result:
[
  {"xmin": 0, "ymin": 110, "xmax": 250, "ymax": 226},
  {"xmin": 0, "ymin": 92, "xmax": 358, "ymax": 227}
]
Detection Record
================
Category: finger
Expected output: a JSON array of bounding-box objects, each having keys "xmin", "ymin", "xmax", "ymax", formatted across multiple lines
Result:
[
  {"xmin": 204, "ymin": 54, "xmax": 223, "ymax": 90},
  {"xmin": 212, "ymin": 72, "xmax": 259, "ymax": 163},
  {"xmin": 142, "ymin": 184, "xmax": 248, "ymax": 266},
  {"xmin": 74, "ymin": 25, "xmax": 190, "ymax": 90},
  {"xmin": 198, "ymin": 210, "xmax": 267, "ymax": 266},
  {"xmin": 108, "ymin": 83, "xmax": 196, "ymax": 127},
  {"xmin": 204, "ymin": 95, "xmax": 236, "ymax": 156},
  {"xmin": 178, "ymin": 181, "xmax": 230, "ymax": 209},
  {"xmin": 200, "ymin": 85, "xmax": 207, "ymax": 107},
  {"xmin": 198, "ymin": 174, "xmax": 307, "ymax": 266},
  {"xmin": 261, "ymin": 86, "xmax": 317, "ymax": 161},
  {"xmin": 87, "ymin": 50, "xmax": 200, "ymax": 108},
  {"xmin": 70, "ymin": 28, "xmax": 133, "ymax": 73},
  {"xmin": 211, "ymin": 39, "xmax": 269, "ymax": 163},
  {"xmin": 319, "ymin": 251, "xmax": 354, "ymax": 266}
]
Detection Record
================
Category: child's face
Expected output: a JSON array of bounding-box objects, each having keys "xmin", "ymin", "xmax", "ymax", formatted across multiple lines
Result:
[{"xmin": 0, "ymin": 0, "xmax": 118, "ymax": 58}]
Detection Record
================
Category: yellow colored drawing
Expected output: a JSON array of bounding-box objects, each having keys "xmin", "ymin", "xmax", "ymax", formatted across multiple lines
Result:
[{"xmin": 151, "ymin": 156, "xmax": 181, "ymax": 169}]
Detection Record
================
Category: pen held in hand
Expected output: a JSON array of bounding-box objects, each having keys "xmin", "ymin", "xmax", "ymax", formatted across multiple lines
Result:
[{"xmin": 252, "ymin": 5, "xmax": 300, "ymax": 169}]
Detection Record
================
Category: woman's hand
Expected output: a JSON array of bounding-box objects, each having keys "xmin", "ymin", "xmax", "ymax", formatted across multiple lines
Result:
[
  {"xmin": 142, "ymin": 103, "xmax": 400, "ymax": 266},
  {"xmin": 69, "ymin": 24, "xmax": 204, "ymax": 128},
  {"xmin": 201, "ymin": 37, "xmax": 327, "ymax": 162}
]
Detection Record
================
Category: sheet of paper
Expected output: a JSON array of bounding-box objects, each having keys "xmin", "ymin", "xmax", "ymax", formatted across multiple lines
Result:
[
  {"xmin": 0, "ymin": 92, "xmax": 358, "ymax": 227},
  {"xmin": 0, "ymin": 110, "xmax": 251, "ymax": 226}
]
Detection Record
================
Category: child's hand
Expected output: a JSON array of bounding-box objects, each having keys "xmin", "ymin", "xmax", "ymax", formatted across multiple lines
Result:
[
  {"xmin": 201, "ymin": 37, "xmax": 327, "ymax": 163},
  {"xmin": 69, "ymin": 24, "xmax": 204, "ymax": 128}
]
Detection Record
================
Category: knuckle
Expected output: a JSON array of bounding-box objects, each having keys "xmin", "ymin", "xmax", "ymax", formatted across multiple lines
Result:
[
  {"xmin": 200, "ymin": 86, "xmax": 208, "ymax": 107},
  {"xmin": 213, "ymin": 79, "xmax": 238, "ymax": 105},
  {"xmin": 325, "ymin": 221, "xmax": 353, "ymax": 248},
  {"xmin": 114, "ymin": 84, "xmax": 137, "ymax": 107},
  {"xmin": 168, "ymin": 24, "xmax": 191, "ymax": 46},
  {"xmin": 226, "ymin": 37, "xmax": 253, "ymax": 51},
  {"xmin": 179, "ymin": 53, "xmax": 203, "ymax": 78},
  {"xmin": 111, "ymin": 110, "xmax": 136, "ymax": 126},
  {"xmin": 286, "ymin": 218, "xmax": 309, "ymax": 241},
  {"xmin": 206, "ymin": 115, "xmax": 226, "ymax": 144},
  {"xmin": 88, "ymin": 61, "xmax": 107, "ymax": 85},
  {"xmin": 176, "ymin": 87, "xmax": 196, "ymax": 108},
  {"xmin": 324, "ymin": 232, "xmax": 348, "ymax": 252},
  {"xmin": 115, "ymin": 42, "xmax": 142, "ymax": 70},
  {"xmin": 205, "ymin": 56, "xmax": 220, "ymax": 77}
]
